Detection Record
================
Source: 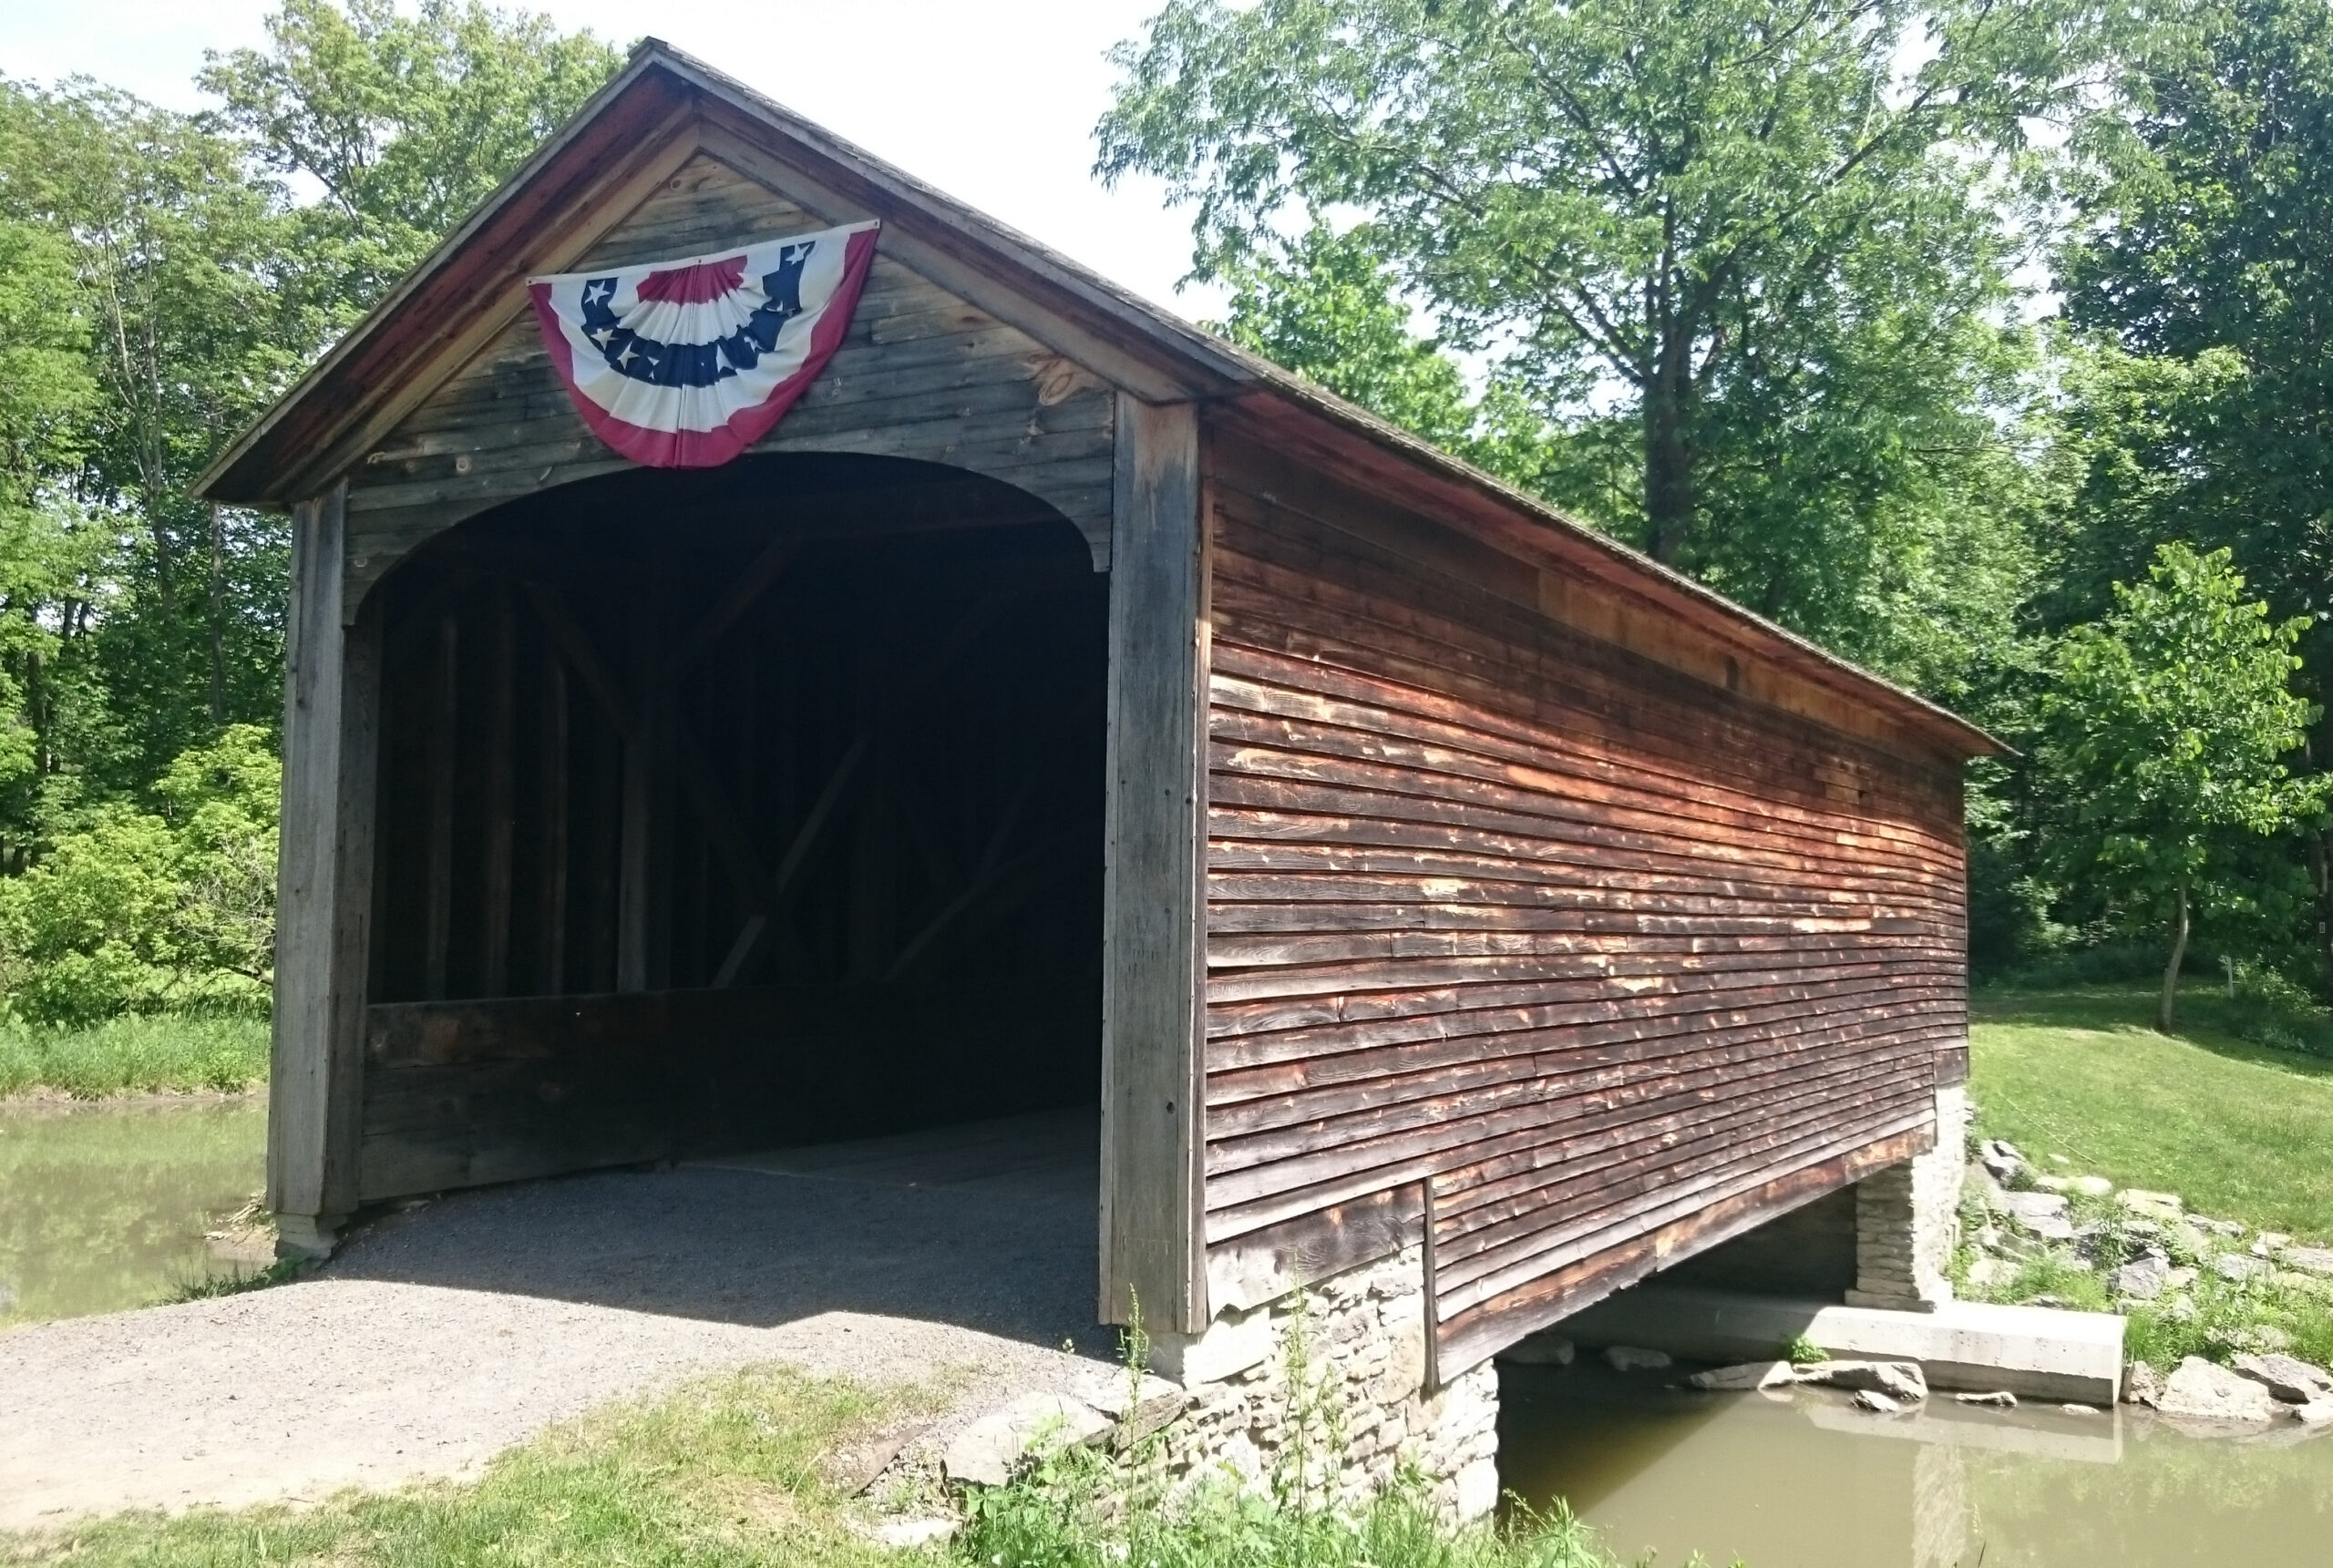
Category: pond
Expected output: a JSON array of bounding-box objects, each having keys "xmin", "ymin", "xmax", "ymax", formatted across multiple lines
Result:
[
  {"xmin": 0, "ymin": 1098, "xmax": 270, "ymax": 1326},
  {"xmin": 1501, "ymin": 1358, "xmax": 2333, "ymax": 1567}
]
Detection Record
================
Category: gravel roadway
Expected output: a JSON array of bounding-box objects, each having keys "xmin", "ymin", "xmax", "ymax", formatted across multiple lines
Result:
[{"xmin": 0, "ymin": 1147, "xmax": 1114, "ymax": 1530}]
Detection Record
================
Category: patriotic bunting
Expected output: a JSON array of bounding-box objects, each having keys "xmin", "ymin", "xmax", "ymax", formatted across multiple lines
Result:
[{"xmin": 528, "ymin": 220, "xmax": 880, "ymax": 468}]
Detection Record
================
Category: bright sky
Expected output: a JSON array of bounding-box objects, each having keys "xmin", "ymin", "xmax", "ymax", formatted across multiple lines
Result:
[{"xmin": 0, "ymin": 0, "xmax": 1227, "ymax": 321}]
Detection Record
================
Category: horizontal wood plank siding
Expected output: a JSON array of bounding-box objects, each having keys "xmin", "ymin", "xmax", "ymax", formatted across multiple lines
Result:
[{"xmin": 1201, "ymin": 455, "xmax": 1966, "ymax": 1364}]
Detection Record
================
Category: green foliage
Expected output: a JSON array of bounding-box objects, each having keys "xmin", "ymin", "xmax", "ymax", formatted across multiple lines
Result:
[
  {"xmin": 2061, "ymin": 0, "xmax": 2333, "ymax": 638},
  {"xmin": 0, "ymin": 726, "xmax": 279, "ymax": 1023},
  {"xmin": 1099, "ymin": 0, "xmax": 2066, "ymax": 689},
  {"xmin": 2223, "ymin": 962, "xmax": 2333, "ymax": 1059},
  {"xmin": 2034, "ymin": 543, "xmax": 2326, "ymax": 1023},
  {"xmin": 1215, "ymin": 225, "xmax": 1476, "ymax": 451},
  {"xmin": 166, "ymin": 1255, "xmax": 303, "ymax": 1304},
  {"xmin": 0, "ymin": 3, "xmax": 620, "ymax": 1023},
  {"xmin": 964, "ymin": 1471, "xmax": 1626, "ymax": 1568},
  {"xmin": 1782, "ymin": 1335, "xmax": 1825, "ymax": 1367},
  {"xmin": 200, "ymin": 0, "xmax": 623, "ymax": 305},
  {"xmin": 0, "ymin": 1013, "xmax": 269, "ymax": 1098}
]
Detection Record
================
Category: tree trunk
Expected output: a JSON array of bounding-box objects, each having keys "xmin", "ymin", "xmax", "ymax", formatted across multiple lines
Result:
[
  {"xmin": 208, "ymin": 503, "xmax": 226, "ymax": 724},
  {"xmin": 2161, "ymin": 880, "xmax": 2191, "ymax": 1033},
  {"xmin": 1641, "ymin": 367, "xmax": 1695, "ymax": 564}
]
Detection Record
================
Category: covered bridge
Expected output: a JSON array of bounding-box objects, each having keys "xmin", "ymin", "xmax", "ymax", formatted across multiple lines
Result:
[{"xmin": 202, "ymin": 41, "xmax": 1994, "ymax": 1419}]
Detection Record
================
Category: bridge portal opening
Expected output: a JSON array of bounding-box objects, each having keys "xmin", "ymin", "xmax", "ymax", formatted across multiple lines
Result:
[{"xmin": 358, "ymin": 454, "xmax": 1106, "ymax": 1195}]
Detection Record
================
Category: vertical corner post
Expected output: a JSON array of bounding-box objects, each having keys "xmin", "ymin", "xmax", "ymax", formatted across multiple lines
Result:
[
  {"xmin": 269, "ymin": 480, "xmax": 380, "ymax": 1236},
  {"xmin": 1100, "ymin": 394, "xmax": 1209, "ymax": 1335}
]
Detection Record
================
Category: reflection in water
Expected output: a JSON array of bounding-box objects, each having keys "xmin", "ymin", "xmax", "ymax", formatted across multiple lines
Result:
[
  {"xmin": 0, "ymin": 1099, "xmax": 268, "ymax": 1324},
  {"xmin": 1500, "ymin": 1360, "xmax": 2333, "ymax": 1568}
]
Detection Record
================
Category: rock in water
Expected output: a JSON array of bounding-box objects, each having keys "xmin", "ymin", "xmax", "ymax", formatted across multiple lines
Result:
[
  {"xmin": 2230, "ymin": 1353, "xmax": 2333, "ymax": 1405},
  {"xmin": 1957, "ymin": 1390, "xmax": 2019, "ymax": 1409},
  {"xmin": 2156, "ymin": 1358, "xmax": 2285, "ymax": 1425},
  {"xmin": 1504, "ymin": 1332, "xmax": 1577, "ymax": 1366},
  {"xmin": 2295, "ymin": 1400, "xmax": 2333, "ymax": 1430},
  {"xmin": 2122, "ymin": 1362, "xmax": 2164, "ymax": 1408},
  {"xmin": 1798, "ymin": 1360, "xmax": 1927, "ymax": 1402},
  {"xmin": 1853, "ymin": 1389, "xmax": 1904, "ymax": 1415},
  {"xmin": 2112, "ymin": 1252, "xmax": 2173, "ymax": 1301},
  {"xmin": 1685, "ymin": 1361, "xmax": 1796, "ymax": 1391},
  {"xmin": 1603, "ymin": 1345, "xmax": 1672, "ymax": 1372}
]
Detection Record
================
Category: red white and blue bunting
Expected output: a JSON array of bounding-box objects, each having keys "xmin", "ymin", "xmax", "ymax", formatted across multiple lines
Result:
[{"xmin": 528, "ymin": 220, "xmax": 880, "ymax": 468}]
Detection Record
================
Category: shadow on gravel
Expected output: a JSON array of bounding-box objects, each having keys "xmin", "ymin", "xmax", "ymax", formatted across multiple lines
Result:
[{"xmin": 323, "ymin": 1117, "xmax": 1115, "ymax": 1361}]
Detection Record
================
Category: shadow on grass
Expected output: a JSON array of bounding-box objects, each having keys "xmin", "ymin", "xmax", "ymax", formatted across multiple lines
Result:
[{"xmin": 1971, "ymin": 982, "xmax": 2333, "ymax": 1081}]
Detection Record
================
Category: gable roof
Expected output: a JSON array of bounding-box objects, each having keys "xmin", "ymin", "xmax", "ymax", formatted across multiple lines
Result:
[{"xmin": 197, "ymin": 37, "xmax": 2000, "ymax": 761}]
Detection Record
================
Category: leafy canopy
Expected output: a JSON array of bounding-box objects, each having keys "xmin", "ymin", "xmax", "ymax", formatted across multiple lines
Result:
[
  {"xmin": 1098, "ymin": 0, "xmax": 2068, "ymax": 691},
  {"xmin": 2036, "ymin": 543, "xmax": 2326, "ymax": 1018},
  {"xmin": 200, "ymin": 0, "xmax": 622, "ymax": 303}
]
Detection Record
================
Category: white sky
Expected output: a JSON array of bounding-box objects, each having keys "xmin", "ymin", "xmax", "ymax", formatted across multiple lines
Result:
[{"xmin": 0, "ymin": 0, "xmax": 1227, "ymax": 322}]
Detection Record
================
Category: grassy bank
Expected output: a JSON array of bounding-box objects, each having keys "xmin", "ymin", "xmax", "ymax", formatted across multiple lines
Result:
[
  {"xmin": 6, "ymin": 1366, "xmax": 1647, "ymax": 1568},
  {"xmin": 1969, "ymin": 982, "xmax": 2333, "ymax": 1242},
  {"xmin": 0, "ymin": 1015, "xmax": 268, "ymax": 1099},
  {"xmin": 1967, "ymin": 981, "xmax": 2333, "ymax": 1370}
]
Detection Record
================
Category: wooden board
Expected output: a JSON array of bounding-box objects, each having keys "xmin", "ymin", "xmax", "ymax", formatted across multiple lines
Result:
[
  {"xmin": 341, "ymin": 151, "xmax": 1115, "ymax": 608},
  {"xmin": 1197, "ymin": 448, "xmax": 1968, "ymax": 1364},
  {"xmin": 268, "ymin": 484, "xmax": 379, "ymax": 1223},
  {"xmin": 1099, "ymin": 395, "xmax": 1208, "ymax": 1332}
]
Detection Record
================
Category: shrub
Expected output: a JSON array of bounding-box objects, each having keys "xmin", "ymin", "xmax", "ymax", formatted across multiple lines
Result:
[
  {"xmin": 0, "ymin": 725, "xmax": 276, "ymax": 1023},
  {"xmin": 2224, "ymin": 963, "xmax": 2333, "ymax": 1059}
]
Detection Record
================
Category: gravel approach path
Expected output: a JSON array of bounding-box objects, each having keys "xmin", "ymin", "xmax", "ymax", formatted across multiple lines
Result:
[{"xmin": 0, "ymin": 1113, "xmax": 1113, "ymax": 1530}]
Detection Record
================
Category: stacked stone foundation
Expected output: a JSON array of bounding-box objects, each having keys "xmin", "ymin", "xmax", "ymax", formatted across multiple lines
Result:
[
  {"xmin": 1146, "ymin": 1245, "xmax": 1501, "ymax": 1522},
  {"xmin": 1848, "ymin": 1083, "xmax": 1970, "ymax": 1310}
]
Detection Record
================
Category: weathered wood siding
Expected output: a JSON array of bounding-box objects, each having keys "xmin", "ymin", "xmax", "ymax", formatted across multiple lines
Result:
[
  {"xmin": 342, "ymin": 149, "xmax": 1115, "ymax": 607},
  {"xmin": 1197, "ymin": 436, "xmax": 1967, "ymax": 1370}
]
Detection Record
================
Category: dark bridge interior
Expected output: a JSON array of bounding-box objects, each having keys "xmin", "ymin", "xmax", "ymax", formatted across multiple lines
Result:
[{"xmin": 356, "ymin": 454, "xmax": 1106, "ymax": 1200}]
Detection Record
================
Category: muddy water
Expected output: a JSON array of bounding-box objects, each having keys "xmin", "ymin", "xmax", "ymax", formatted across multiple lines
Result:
[
  {"xmin": 0, "ymin": 1099, "xmax": 268, "ymax": 1325},
  {"xmin": 1501, "ymin": 1359, "xmax": 2333, "ymax": 1567}
]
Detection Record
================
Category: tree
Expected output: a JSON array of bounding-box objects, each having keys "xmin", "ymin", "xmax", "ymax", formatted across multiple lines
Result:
[
  {"xmin": 2058, "ymin": 0, "xmax": 2333, "ymax": 982},
  {"xmin": 1097, "ymin": 0, "xmax": 2073, "ymax": 680},
  {"xmin": 2037, "ymin": 543, "xmax": 2326, "ymax": 1030},
  {"xmin": 0, "ymin": 81, "xmax": 315, "ymax": 795},
  {"xmin": 200, "ymin": 0, "xmax": 623, "ymax": 308}
]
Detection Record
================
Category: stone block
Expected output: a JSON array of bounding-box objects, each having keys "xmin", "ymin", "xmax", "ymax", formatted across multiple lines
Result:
[
  {"xmin": 1452, "ymin": 1458, "xmax": 1501, "ymax": 1522},
  {"xmin": 2158, "ymin": 1357, "xmax": 2283, "ymax": 1425},
  {"xmin": 1152, "ymin": 1305, "xmax": 1274, "ymax": 1385},
  {"xmin": 943, "ymin": 1394, "xmax": 1113, "ymax": 1487}
]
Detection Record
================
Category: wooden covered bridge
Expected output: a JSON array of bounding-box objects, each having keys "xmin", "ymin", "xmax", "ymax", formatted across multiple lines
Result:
[{"xmin": 201, "ymin": 41, "xmax": 1993, "ymax": 1392}]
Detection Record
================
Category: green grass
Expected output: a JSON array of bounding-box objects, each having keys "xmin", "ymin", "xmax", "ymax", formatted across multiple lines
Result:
[
  {"xmin": 11, "ymin": 1366, "xmax": 932, "ymax": 1567},
  {"xmin": 1970, "ymin": 982, "xmax": 2333, "ymax": 1244},
  {"xmin": 7, "ymin": 1364, "xmax": 1652, "ymax": 1568},
  {"xmin": 0, "ymin": 1015, "xmax": 269, "ymax": 1099}
]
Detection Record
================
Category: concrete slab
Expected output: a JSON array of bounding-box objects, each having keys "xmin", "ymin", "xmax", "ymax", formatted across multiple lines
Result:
[{"xmin": 1554, "ymin": 1286, "xmax": 2125, "ymax": 1404}]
